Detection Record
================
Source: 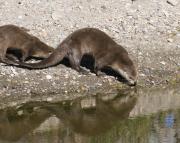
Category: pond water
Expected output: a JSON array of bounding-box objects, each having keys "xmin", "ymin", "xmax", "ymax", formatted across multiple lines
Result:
[{"xmin": 0, "ymin": 85, "xmax": 179, "ymax": 143}]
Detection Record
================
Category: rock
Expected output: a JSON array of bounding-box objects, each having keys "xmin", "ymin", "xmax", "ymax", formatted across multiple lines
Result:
[
  {"xmin": 10, "ymin": 67, "xmax": 18, "ymax": 75},
  {"xmin": 167, "ymin": 0, "xmax": 178, "ymax": 6},
  {"xmin": 18, "ymin": 15, "xmax": 23, "ymax": 19},
  {"xmin": 160, "ymin": 61, "xmax": 166, "ymax": 65},
  {"xmin": 46, "ymin": 75, "xmax": 52, "ymax": 80},
  {"xmin": 101, "ymin": 5, "xmax": 107, "ymax": 10},
  {"xmin": 77, "ymin": 5, "xmax": 83, "ymax": 10},
  {"xmin": 167, "ymin": 38, "xmax": 174, "ymax": 43},
  {"xmin": 17, "ymin": 110, "xmax": 23, "ymax": 116}
]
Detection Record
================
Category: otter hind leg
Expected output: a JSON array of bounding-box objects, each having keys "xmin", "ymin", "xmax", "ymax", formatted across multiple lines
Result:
[
  {"xmin": 93, "ymin": 59, "xmax": 106, "ymax": 76},
  {"xmin": 6, "ymin": 54, "xmax": 19, "ymax": 61},
  {"xmin": 4, "ymin": 54, "xmax": 19, "ymax": 65},
  {"xmin": 68, "ymin": 53, "xmax": 89, "ymax": 74},
  {"xmin": 0, "ymin": 43, "xmax": 15, "ymax": 65}
]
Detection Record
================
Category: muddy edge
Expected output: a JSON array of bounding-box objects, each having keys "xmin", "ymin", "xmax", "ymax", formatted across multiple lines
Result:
[{"xmin": 0, "ymin": 0, "xmax": 179, "ymax": 106}]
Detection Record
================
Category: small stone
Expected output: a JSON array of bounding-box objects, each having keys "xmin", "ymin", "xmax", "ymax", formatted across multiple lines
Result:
[
  {"xmin": 77, "ymin": 5, "xmax": 83, "ymax": 10},
  {"xmin": 64, "ymin": 74, "xmax": 68, "ymax": 78},
  {"xmin": 96, "ymin": 83, "xmax": 102, "ymax": 86},
  {"xmin": 167, "ymin": 38, "xmax": 173, "ymax": 43},
  {"xmin": 10, "ymin": 67, "xmax": 18, "ymax": 75},
  {"xmin": 27, "ymin": 89, "xmax": 31, "ymax": 94},
  {"xmin": 160, "ymin": 61, "xmax": 166, "ymax": 65},
  {"xmin": 17, "ymin": 110, "xmax": 23, "ymax": 116},
  {"xmin": 139, "ymin": 52, "xmax": 143, "ymax": 55},
  {"xmin": 46, "ymin": 75, "xmax": 52, "ymax": 80},
  {"xmin": 18, "ymin": 15, "xmax": 23, "ymax": 19},
  {"xmin": 24, "ymin": 81, "xmax": 28, "ymax": 84},
  {"xmin": 140, "ymin": 73, "xmax": 146, "ymax": 77},
  {"xmin": 101, "ymin": 5, "xmax": 107, "ymax": 10},
  {"xmin": 72, "ymin": 76, "xmax": 76, "ymax": 80},
  {"xmin": 167, "ymin": 0, "xmax": 178, "ymax": 6}
]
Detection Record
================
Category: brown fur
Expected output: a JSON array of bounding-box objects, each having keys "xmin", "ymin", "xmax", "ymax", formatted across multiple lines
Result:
[
  {"xmin": 0, "ymin": 24, "xmax": 54, "ymax": 64},
  {"xmin": 16, "ymin": 28, "xmax": 137, "ymax": 85}
]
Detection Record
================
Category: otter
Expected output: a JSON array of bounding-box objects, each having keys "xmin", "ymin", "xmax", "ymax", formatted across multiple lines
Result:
[
  {"xmin": 0, "ymin": 24, "xmax": 54, "ymax": 64},
  {"xmin": 15, "ymin": 28, "xmax": 137, "ymax": 86}
]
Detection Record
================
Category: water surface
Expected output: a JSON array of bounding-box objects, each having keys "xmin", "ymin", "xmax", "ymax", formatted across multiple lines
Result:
[{"xmin": 0, "ymin": 85, "xmax": 180, "ymax": 143}]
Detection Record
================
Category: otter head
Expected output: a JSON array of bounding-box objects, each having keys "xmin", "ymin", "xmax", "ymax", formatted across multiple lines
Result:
[
  {"xmin": 32, "ymin": 41, "xmax": 54, "ymax": 58},
  {"xmin": 112, "ymin": 51, "xmax": 137, "ymax": 86}
]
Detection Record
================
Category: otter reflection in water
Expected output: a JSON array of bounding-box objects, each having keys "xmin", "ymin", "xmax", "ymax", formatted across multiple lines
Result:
[
  {"xmin": 0, "ymin": 90, "xmax": 137, "ymax": 142},
  {"xmin": 47, "ymin": 93, "xmax": 137, "ymax": 136}
]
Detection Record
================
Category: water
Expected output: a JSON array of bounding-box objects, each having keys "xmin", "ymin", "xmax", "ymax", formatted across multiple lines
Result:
[{"xmin": 0, "ymin": 85, "xmax": 179, "ymax": 143}]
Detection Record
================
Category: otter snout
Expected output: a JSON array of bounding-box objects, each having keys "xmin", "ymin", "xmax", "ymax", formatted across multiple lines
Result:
[
  {"xmin": 127, "ymin": 73, "xmax": 137, "ymax": 86},
  {"xmin": 127, "ymin": 80, "xmax": 137, "ymax": 86}
]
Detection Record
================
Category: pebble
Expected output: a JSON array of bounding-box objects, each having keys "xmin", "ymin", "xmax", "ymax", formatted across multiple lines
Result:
[
  {"xmin": 167, "ymin": 38, "xmax": 174, "ymax": 43},
  {"xmin": 18, "ymin": 15, "xmax": 23, "ymax": 19},
  {"xmin": 10, "ymin": 67, "xmax": 18, "ymax": 75},
  {"xmin": 140, "ymin": 73, "xmax": 146, "ymax": 77},
  {"xmin": 27, "ymin": 89, "xmax": 31, "ymax": 94},
  {"xmin": 17, "ymin": 110, "xmax": 23, "ymax": 116},
  {"xmin": 77, "ymin": 5, "xmax": 83, "ymax": 10},
  {"xmin": 46, "ymin": 75, "xmax": 52, "ymax": 80},
  {"xmin": 160, "ymin": 61, "xmax": 166, "ymax": 65},
  {"xmin": 167, "ymin": 0, "xmax": 178, "ymax": 6},
  {"xmin": 72, "ymin": 76, "xmax": 76, "ymax": 80}
]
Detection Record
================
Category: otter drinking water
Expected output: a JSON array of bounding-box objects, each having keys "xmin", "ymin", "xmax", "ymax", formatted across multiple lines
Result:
[
  {"xmin": 14, "ymin": 28, "xmax": 137, "ymax": 86},
  {"xmin": 0, "ymin": 25, "xmax": 54, "ymax": 64}
]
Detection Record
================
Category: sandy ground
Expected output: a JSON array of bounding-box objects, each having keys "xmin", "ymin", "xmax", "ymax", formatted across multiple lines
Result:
[{"xmin": 0, "ymin": 0, "xmax": 180, "ymax": 107}]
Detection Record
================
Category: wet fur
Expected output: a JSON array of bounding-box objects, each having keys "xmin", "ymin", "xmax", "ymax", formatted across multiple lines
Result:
[
  {"xmin": 0, "ymin": 24, "xmax": 54, "ymax": 64},
  {"xmin": 15, "ymin": 28, "xmax": 137, "ymax": 85}
]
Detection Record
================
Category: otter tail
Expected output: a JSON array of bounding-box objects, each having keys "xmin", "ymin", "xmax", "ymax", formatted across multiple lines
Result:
[{"xmin": 17, "ymin": 47, "xmax": 69, "ymax": 69}]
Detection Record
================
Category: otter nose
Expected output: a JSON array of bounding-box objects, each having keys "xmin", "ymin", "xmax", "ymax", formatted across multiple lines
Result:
[{"xmin": 128, "ymin": 80, "xmax": 137, "ymax": 86}]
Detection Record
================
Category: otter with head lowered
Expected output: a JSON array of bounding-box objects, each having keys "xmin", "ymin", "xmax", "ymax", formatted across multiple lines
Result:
[
  {"xmin": 16, "ymin": 28, "xmax": 137, "ymax": 86},
  {"xmin": 0, "ymin": 24, "xmax": 54, "ymax": 64}
]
